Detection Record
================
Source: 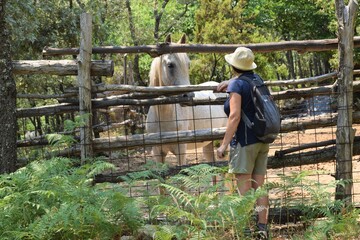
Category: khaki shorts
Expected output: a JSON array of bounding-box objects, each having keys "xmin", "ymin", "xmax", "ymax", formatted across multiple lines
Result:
[{"xmin": 229, "ymin": 142, "xmax": 269, "ymax": 175}]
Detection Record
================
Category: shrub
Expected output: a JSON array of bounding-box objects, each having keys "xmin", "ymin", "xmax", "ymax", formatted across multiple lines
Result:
[{"xmin": 0, "ymin": 157, "xmax": 142, "ymax": 240}]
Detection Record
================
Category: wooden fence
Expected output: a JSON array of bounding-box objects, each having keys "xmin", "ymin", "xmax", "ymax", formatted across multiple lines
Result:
[{"xmin": 14, "ymin": 14, "xmax": 360, "ymax": 203}]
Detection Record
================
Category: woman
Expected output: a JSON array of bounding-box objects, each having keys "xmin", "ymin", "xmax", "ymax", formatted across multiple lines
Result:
[{"xmin": 216, "ymin": 47, "xmax": 269, "ymax": 239}]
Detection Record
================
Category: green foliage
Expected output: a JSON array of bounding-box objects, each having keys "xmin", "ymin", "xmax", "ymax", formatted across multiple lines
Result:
[
  {"xmin": 2, "ymin": 159, "xmax": 360, "ymax": 239},
  {"xmin": 191, "ymin": 0, "xmax": 257, "ymax": 83},
  {"xmin": 8, "ymin": 0, "xmax": 349, "ymax": 91},
  {"xmin": 295, "ymin": 204, "xmax": 360, "ymax": 240},
  {"xmin": 65, "ymin": 114, "xmax": 91, "ymax": 130},
  {"xmin": 7, "ymin": 0, "xmax": 81, "ymax": 59},
  {"xmin": 143, "ymin": 164, "xmax": 267, "ymax": 239},
  {"xmin": 46, "ymin": 114, "xmax": 91, "ymax": 151},
  {"xmin": 252, "ymin": 0, "xmax": 335, "ymax": 40},
  {"xmin": 0, "ymin": 157, "xmax": 142, "ymax": 240},
  {"xmin": 194, "ymin": 0, "xmax": 254, "ymax": 44},
  {"xmin": 268, "ymin": 170, "xmax": 360, "ymax": 239},
  {"xmin": 120, "ymin": 160, "xmax": 180, "ymax": 183}
]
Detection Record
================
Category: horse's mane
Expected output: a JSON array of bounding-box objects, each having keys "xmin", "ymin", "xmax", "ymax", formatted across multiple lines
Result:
[{"xmin": 149, "ymin": 57, "xmax": 161, "ymax": 87}]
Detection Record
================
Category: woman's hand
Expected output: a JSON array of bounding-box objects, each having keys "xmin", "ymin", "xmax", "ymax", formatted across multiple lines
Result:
[
  {"xmin": 216, "ymin": 144, "xmax": 228, "ymax": 159},
  {"xmin": 216, "ymin": 80, "xmax": 229, "ymax": 92}
]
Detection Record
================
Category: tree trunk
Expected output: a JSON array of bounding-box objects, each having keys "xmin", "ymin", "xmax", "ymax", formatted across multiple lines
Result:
[
  {"xmin": 0, "ymin": 0, "xmax": 17, "ymax": 173},
  {"xmin": 323, "ymin": 55, "xmax": 332, "ymax": 73},
  {"xmin": 153, "ymin": 0, "xmax": 170, "ymax": 42},
  {"xmin": 313, "ymin": 55, "xmax": 319, "ymax": 76},
  {"xmin": 285, "ymin": 50, "xmax": 296, "ymax": 79},
  {"xmin": 335, "ymin": 0, "xmax": 358, "ymax": 204},
  {"xmin": 125, "ymin": 0, "xmax": 144, "ymax": 85},
  {"xmin": 296, "ymin": 53, "xmax": 304, "ymax": 79},
  {"xmin": 308, "ymin": 55, "xmax": 314, "ymax": 77}
]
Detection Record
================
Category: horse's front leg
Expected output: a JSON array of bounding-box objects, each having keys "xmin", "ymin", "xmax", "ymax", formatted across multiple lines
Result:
[
  {"xmin": 151, "ymin": 146, "xmax": 168, "ymax": 164},
  {"xmin": 151, "ymin": 146, "xmax": 168, "ymax": 196},
  {"xmin": 172, "ymin": 143, "xmax": 187, "ymax": 166},
  {"xmin": 203, "ymin": 142, "xmax": 219, "ymax": 187},
  {"xmin": 202, "ymin": 142, "xmax": 215, "ymax": 162}
]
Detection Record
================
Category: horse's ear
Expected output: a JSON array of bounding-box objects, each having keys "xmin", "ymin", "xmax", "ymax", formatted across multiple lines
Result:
[
  {"xmin": 165, "ymin": 34, "xmax": 172, "ymax": 43},
  {"xmin": 178, "ymin": 34, "xmax": 187, "ymax": 44}
]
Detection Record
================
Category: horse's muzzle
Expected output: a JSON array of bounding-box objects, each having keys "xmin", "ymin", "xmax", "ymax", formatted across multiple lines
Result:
[{"xmin": 182, "ymin": 92, "xmax": 195, "ymax": 98}]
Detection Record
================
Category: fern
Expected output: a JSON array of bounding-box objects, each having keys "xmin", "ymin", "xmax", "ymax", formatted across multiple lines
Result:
[
  {"xmin": 46, "ymin": 133, "xmax": 77, "ymax": 148},
  {"xmin": 0, "ymin": 157, "xmax": 142, "ymax": 240},
  {"xmin": 153, "ymin": 225, "xmax": 178, "ymax": 240},
  {"xmin": 45, "ymin": 114, "xmax": 91, "ymax": 152},
  {"xmin": 6, "ymin": 158, "xmax": 359, "ymax": 239},
  {"xmin": 121, "ymin": 160, "xmax": 169, "ymax": 185},
  {"xmin": 272, "ymin": 170, "xmax": 360, "ymax": 239},
  {"xmin": 170, "ymin": 164, "xmax": 223, "ymax": 191},
  {"xmin": 146, "ymin": 164, "xmax": 267, "ymax": 239}
]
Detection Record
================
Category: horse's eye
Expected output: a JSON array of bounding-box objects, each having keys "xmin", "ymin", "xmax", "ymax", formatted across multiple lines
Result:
[{"xmin": 167, "ymin": 63, "xmax": 174, "ymax": 68}]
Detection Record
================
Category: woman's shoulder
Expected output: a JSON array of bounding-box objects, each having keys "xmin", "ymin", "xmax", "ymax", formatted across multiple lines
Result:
[
  {"xmin": 228, "ymin": 76, "xmax": 249, "ymax": 87},
  {"xmin": 228, "ymin": 78, "xmax": 240, "ymax": 89},
  {"xmin": 227, "ymin": 77, "xmax": 245, "ymax": 93}
]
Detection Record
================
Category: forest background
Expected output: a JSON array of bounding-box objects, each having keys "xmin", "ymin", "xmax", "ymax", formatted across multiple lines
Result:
[{"xmin": 8, "ymin": 0, "xmax": 356, "ymax": 111}]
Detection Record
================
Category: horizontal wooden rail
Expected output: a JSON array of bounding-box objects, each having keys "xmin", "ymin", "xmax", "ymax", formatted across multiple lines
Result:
[
  {"xmin": 19, "ymin": 111, "xmax": 360, "ymax": 149},
  {"xmin": 19, "ymin": 111, "xmax": 360, "ymax": 150},
  {"xmin": 12, "ymin": 60, "xmax": 114, "ymax": 77},
  {"xmin": 42, "ymin": 36, "xmax": 360, "ymax": 57},
  {"xmin": 17, "ymin": 80, "xmax": 360, "ymax": 118},
  {"xmin": 16, "ymin": 70, "xmax": 360, "ymax": 100}
]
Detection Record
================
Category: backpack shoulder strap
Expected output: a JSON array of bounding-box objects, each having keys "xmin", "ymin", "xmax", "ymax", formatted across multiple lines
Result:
[
  {"xmin": 238, "ymin": 74, "xmax": 266, "ymax": 128},
  {"xmin": 237, "ymin": 75, "xmax": 254, "ymax": 85},
  {"xmin": 240, "ymin": 74, "xmax": 265, "ymax": 86},
  {"xmin": 241, "ymin": 109, "xmax": 253, "ymax": 129},
  {"xmin": 238, "ymin": 75, "xmax": 256, "ymax": 130}
]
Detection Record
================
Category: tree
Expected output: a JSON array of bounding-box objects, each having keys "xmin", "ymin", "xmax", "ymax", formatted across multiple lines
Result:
[
  {"xmin": 191, "ymin": 0, "xmax": 248, "ymax": 83},
  {"xmin": 126, "ymin": 0, "xmax": 193, "ymax": 85},
  {"xmin": 0, "ymin": 0, "xmax": 17, "ymax": 173},
  {"xmin": 250, "ymin": 0, "xmax": 336, "ymax": 80}
]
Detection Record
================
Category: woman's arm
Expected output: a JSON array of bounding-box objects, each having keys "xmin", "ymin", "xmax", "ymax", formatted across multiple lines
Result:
[{"xmin": 217, "ymin": 92, "xmax": 241, "ymax": 158}]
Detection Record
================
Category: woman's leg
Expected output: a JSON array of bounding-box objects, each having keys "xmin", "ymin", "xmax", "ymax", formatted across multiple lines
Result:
[
  {"xmin": 252, "ymin": 174, "xmax": 268, "ymax": 224},
  {"xmin": 235, "ymin": 173, "xmax": 252, "ymax": 195}
]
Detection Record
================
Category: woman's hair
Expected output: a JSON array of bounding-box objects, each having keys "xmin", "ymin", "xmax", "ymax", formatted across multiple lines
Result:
[{"xmin": 232, "ymin": 66, "xmax": 252, "ymax": 74}]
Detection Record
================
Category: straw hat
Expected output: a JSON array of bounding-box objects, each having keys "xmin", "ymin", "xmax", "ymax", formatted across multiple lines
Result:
[{"xmin": 225, "ymin": 47, "xmax": 257, "ymax": 71}]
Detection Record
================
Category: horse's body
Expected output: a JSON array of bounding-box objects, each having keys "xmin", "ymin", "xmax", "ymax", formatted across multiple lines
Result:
[{"xmin": 145, "ymin": 35, "xmax": 227, "ymax": 165}]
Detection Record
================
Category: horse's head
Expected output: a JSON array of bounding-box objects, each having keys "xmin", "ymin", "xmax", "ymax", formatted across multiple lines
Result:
[{"xmin": 149, "ymin": 34, "xmax": 190, "ymax": 86}]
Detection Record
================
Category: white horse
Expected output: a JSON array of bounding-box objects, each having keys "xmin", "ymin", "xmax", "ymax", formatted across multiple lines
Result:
[{"xmin": 145, "ymin": 34, "xmax": 227, "ymax": 165}]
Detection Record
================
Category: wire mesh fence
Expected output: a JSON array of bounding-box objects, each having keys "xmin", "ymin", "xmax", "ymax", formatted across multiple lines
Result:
[{"xmin": 15, "ymin": 74, "xmax": 360, "ymax": 239}]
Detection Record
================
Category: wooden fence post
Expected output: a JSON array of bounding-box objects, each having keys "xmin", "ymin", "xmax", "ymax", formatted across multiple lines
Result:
[
  {"xmin": 335, "ymin": 0, "xmax": 358, "ymax": 204},
  {"xmin": 78, "ymin": 13, "xmax": 93, "ymax": 163}
]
